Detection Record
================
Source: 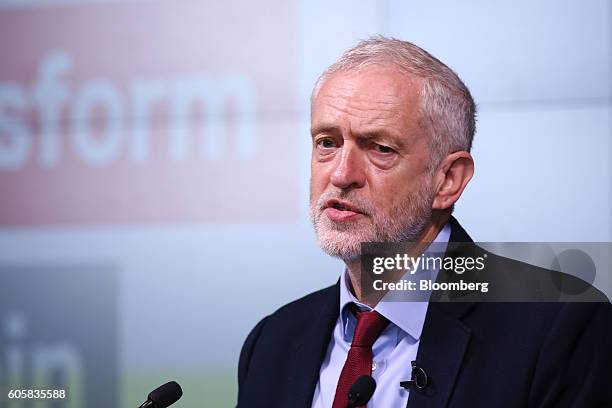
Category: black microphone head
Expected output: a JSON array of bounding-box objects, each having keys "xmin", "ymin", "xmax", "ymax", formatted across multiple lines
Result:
[
  {"xmin": 348, "ymin": 375, "xmax": 376, "ymax": 406},
  {"xmin": 148, "ymin": 381, "xmax": 183, "ymax": 408}
]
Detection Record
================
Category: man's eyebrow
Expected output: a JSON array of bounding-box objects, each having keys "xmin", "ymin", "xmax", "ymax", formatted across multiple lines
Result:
[
  {"xmin": 358, "ymin": 130, "xmax": 396, "ymax": 140},
  {"xmin": 310, "ymin": 123, "xmax": 341, "ymax": 137},
  {"xmin": 358, "ymin": 130, "xmax": 407, "ymax": 149}
]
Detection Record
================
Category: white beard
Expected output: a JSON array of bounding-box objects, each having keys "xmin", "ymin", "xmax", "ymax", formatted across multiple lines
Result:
[{"xmin": 310, "ymin": 180, "xmax": 433, "ymax": 262}]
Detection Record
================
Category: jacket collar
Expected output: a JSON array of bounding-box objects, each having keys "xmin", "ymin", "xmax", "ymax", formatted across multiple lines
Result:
[
  {"xmin": 408, "ymin": 216, "xmax": 476, "ymax": 407},
  {"xmin": 286, "ymin": 282, "xmax": 340, "ymax": 408}
]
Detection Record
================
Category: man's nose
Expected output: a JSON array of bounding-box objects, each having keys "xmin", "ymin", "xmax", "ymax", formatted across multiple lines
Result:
[{"xmin": 329, "ymin": 144, "xmax": 366, "ymax": 190}]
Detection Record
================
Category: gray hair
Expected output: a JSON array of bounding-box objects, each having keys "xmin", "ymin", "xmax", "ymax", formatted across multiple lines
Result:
[{"xmin": 312, "ymin": 36, "xmax": 476, "ymax": 171}]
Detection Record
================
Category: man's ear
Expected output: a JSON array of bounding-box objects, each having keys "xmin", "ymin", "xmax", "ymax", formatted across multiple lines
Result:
[{"xmin": 432, "ymin": 151, "xmax": 474, "ymax": 210}]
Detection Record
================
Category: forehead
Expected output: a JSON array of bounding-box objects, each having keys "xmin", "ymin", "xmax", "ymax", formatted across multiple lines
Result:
[{"xmin": 311, "ymin": 66, "xmax": 424, "ymax": 134}]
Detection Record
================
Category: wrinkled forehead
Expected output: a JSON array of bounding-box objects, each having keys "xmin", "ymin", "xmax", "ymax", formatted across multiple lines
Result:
[
  {"xmin": 311, "ymin": 66, "xmax": 426, "ymax": 134},
  {"xmin": 312, "ymin": 64, "xmax": 424, "ymax": 105}
]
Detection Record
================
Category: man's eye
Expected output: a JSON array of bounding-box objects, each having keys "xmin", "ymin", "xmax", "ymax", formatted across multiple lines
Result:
[
  {"xmin": 317, "ymin": 139, "xmax": 336, "ymax": 148},
  {"xmin": 374, "ymin": 144, "xmax": 394, "ymax": 154}
]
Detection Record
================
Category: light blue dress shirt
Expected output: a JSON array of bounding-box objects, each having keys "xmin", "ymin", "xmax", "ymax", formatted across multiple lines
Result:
[{"xmin": 311, "ymin": 223, "xmax": 451, "ymax": 407}]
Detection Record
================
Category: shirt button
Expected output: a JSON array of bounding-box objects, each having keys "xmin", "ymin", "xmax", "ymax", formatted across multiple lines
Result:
[{"xmin": 372, "ymin": 361, "xmax": 377, "ymax": 371}]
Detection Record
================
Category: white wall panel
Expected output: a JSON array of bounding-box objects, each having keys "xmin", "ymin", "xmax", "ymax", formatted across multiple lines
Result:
[
  {"xmin": 456, "ymin": 104, "xmax": 611, "ymax": 241},
  {"xmin": 385, "ymin": 0, "xmax": 611, "ymax": 103}
]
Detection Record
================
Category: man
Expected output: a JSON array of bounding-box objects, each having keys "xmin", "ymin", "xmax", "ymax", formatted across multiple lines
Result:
[{"xmin": 236, "ymin": 37, "xmax": 611, "ymax": 407}]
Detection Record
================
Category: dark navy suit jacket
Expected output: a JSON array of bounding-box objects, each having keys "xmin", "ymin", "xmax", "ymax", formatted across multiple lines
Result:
[{"xmin": 237, "ymin": 218, "xmax": 612, "ymax": 407}]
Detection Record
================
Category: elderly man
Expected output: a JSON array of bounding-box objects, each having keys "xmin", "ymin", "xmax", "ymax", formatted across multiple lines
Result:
[{"xmin": 236, "ymin": 37, "xmax": 611, "ymax": 407}]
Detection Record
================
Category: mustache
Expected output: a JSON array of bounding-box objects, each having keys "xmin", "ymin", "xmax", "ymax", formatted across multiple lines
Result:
[{"xmin": 315, "ymin": 189, "xmax": 374, "ymax": 216}]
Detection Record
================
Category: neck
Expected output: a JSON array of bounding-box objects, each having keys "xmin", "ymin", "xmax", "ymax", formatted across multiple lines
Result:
[{"xmin": 345, "ymin": 212, "xmax": 449, "ymax": 307}]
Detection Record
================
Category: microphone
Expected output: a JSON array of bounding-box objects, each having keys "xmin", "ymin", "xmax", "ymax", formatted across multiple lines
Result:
[
  {"xmin": 347, "ymin": 375, "xmax": 376, "ymax": 408},
  {"xmin": 399, "ymin": 360, "xmax": 429, "ymax": 391},
  {"xmin": 138, "ymin": 381, "xmax": 183, "ymax": 408}
]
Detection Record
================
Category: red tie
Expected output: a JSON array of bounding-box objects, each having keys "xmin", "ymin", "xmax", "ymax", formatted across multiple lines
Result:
[{"xmin": 332, "ymin": 306, "xmax": 389, "ymax": 408}]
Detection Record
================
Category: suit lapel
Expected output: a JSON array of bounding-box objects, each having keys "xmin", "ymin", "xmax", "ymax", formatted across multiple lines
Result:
[
  {"xmin": 287, "ymin": 282, "xmax": 340, "ymax": 408},
  {"xmin": 407, "ymin": 216, "xmax": 476, "ymax": 407},
  {"xmin": 407, "ymin": 302, "xmax": 473, "ymax": 407}
]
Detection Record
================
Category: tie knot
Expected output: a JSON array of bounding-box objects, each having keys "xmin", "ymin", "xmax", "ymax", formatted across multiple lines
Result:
[{"xmin": 351, "ymin": 306, "xmax": 389, "ymax": 348}]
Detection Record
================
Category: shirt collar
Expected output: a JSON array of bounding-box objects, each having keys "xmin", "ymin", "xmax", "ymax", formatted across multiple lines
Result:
[{"xmin": 339, "ymin": 223, "xmax": 451, "ymax": 341}]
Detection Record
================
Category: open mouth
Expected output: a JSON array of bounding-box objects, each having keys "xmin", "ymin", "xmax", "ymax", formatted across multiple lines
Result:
[
  {"xmin": 331, "ymin": 202, "xmax": 351, "ymax": 211},
  {"xmin": 323, "ymin": 199, "xmax": 365, "ymax": 222},
  {"xmin": 325, "ymin": 199, "xmax": 361, "ymax": 213}
]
